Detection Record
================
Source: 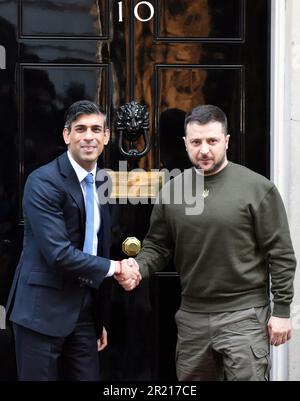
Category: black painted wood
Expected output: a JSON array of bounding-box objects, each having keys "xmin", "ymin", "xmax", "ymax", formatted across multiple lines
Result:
[{"xmin": 0, "ymin": 0, "xmax": 270, "ymax": 381}]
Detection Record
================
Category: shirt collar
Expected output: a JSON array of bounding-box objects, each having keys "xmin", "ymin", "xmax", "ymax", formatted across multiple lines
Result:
[{"xmin": 67, "ymin": 151, "xmax": 97, "ymax": 183}]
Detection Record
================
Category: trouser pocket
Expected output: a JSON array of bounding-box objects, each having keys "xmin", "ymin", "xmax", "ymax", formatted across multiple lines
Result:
[{"xmin": 250, "ymin": 344, "xmax": 271, "ymax": 381}]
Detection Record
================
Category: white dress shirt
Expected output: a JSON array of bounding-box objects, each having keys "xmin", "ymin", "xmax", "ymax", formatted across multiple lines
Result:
[{"xmin": 67, "ymin": 151, "xmax": 115, "ymax": 276}]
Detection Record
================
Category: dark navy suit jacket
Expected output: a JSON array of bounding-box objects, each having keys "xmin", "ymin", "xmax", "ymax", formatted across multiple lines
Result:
[{"xmin": 7, "ymin": 152, "xmax": 111, "ymax": 337}]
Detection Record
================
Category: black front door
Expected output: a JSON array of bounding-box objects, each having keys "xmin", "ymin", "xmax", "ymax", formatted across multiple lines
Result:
[{"xmin": 0, "ymin": 0, "xmax": 270, "ymax": 381}]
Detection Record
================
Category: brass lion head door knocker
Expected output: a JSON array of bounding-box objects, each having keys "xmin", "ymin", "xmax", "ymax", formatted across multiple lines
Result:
[{"xmin": 115, "ymin": 101, "xmax": 151, "ymax": 158}]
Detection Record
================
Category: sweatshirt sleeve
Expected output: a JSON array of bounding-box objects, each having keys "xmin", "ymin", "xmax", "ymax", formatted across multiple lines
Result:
[
  {"xmin": 136, "ymin": 200, "xmax": 174, "ymax": 278},
  {"xmin": 253, "ymin": 185, "xmax": 297, "ymax": 317}
]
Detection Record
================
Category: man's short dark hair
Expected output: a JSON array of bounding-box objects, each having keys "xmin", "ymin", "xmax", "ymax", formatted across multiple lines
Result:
[
  {"xmin": 184, "ymin": 105, "xmax": 228, "ymax": 135},
  {"xmin": 64, "ymin": 100, "xmax": 107, "ymax": 131}
]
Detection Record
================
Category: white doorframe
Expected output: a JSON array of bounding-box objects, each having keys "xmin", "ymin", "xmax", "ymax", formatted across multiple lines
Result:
[{"xmin": 270, "ymin": 0, "xmax": 289, "ymax": 381}]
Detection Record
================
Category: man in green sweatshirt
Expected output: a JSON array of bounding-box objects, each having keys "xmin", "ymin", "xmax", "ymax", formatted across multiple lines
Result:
[{"xmin": 117, "ymin": 105, "xmax": 296, "ymax": 381}]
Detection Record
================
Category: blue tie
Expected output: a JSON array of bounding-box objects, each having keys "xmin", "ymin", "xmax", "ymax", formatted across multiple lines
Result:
[{"xmin": 83, "ymin": 173, "xmax": 94, "ymax": 255}]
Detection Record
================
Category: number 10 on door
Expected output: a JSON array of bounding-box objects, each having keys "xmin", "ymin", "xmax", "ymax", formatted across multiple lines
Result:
[{"xmin": 118, "ymin": 1, "xmax": 155, "ymax": 22}]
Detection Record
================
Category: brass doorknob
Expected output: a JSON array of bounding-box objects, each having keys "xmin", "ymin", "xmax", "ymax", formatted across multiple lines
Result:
[{"xmin": 122, "ymin": 237, "xmax": 141, "ymax": 256}]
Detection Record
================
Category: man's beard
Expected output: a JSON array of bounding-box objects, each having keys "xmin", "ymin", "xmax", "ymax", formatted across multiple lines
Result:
[{"xmin": 192, "ymin": 152, "xmax": 227, "ymax": 175}]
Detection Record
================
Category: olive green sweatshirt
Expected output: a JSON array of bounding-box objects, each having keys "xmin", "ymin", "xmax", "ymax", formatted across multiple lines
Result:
[{"xmin": 136, "ymin": 162, "xmax": 296, "ymax": 318}]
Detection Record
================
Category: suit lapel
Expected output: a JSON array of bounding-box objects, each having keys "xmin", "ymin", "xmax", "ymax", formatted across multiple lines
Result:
[{"xmin": 57, "ymin": 152, "xmax": 86, "ymax": 227}]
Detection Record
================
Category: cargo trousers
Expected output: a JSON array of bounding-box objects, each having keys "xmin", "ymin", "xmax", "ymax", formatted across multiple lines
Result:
[{"xmin": 175, "ymin": 306, "xmax": 271, "ymax": 381}]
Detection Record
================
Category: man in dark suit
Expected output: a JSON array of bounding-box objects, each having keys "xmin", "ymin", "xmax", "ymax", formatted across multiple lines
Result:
[{"xmin": 6, "ymin": 100, "xmax": 141, "ymax": 381}]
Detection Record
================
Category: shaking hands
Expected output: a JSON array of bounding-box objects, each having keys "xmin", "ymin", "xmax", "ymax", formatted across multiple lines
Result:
[{"xmin": 114, "ymin": 258, "xmax": 141, "ymax": 291}]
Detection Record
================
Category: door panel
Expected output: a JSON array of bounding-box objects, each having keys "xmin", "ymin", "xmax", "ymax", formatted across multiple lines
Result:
[
  {"xmin": 20, "ymin": 0, "xmax": 109, "ymax": 38},
  {"xmin": 20, "ymin": 65, "xmax": 109, "ymax": 180},
  {"xmin": 156, "ymin": 66, "xmax": 243, "ymax": 170},
  {"xmin": 157, "ymin": 0, "xmax": 244, "ymax": 40},
  {"xmin": 0, "ymin": 0, "xmax": 270, "ymax": 381}
]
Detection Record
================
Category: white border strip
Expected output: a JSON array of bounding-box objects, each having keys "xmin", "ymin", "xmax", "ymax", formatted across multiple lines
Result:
[
  {"xmin": 270, "ymin": 0, "xmax": 289, "ymax": 381},
  {"xmin": 271, "ymin": 0, "xmax": 289, "ymax": 204}
]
